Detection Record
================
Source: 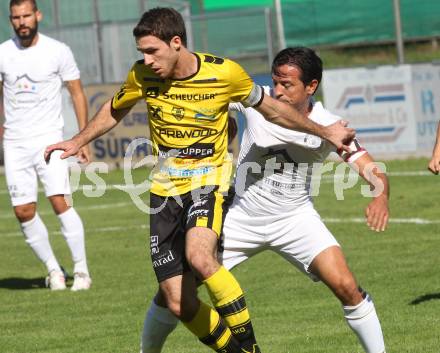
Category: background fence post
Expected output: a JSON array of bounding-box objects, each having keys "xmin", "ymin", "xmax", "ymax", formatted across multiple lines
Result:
[
  {"xmin": 393, "ymin": 0, "xmax": 405, "ymax": 64},
  {"xmin": 93, "ymin": 0, "xmax": 105, "ymax": 83},
  {"xmin": 274, "ymin": 0, "xmax": 286, "ymax": 51},
  {"xmin": 265, "ymin": 7, "xmax": 274, "ymax": 69}
]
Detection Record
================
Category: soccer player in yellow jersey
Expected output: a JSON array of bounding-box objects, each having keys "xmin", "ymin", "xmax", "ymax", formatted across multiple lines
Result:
[{"xmin": 45, "ymin": 7, "xmax": 354, "ymax": 353}]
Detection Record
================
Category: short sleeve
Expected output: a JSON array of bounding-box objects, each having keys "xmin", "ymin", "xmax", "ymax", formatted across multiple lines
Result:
[
  {"xmin": 58, "ymin": 44, "xmax": 80, "ymax": 81},
  {"xmin": 228, "ymin": 60, "xmax": 263, "ymax": 106},
  {"xmin": 111, "ymin": 65, "xmax": 143, "ymax": 110}
]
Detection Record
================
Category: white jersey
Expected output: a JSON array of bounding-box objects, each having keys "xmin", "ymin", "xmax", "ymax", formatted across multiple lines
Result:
[
  {"xmin": 0, "ymin": 33, "xmax": 80, "ymax": 140},
  {"xmin": 230, "ymin": 86, "xmax": 364, "ymax": 215}
]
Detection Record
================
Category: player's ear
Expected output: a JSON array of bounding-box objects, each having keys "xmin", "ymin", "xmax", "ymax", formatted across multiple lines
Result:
[
  {"xmin": 35, "ymin": 9, "xmax": 43, "ymax": 23},
  {"xmin": 170, "ymin": 36, "xmax": 181, "ymax": 51},
  {"xmin": 306, "ymin": 79, "xmax": 319, "ymax": 95}
]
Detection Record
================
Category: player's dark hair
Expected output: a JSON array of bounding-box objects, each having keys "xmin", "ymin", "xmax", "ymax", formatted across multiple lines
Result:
[
  {"xmin": 9, "ymin": 0, "xmax": 37, "ymax": 11},
  {"xmin": 133, "ymin": 7, "xmax": 187, "ymax": 47},
  {"xmin": 272, "ymin": 47, "xmax": 322, "ymax": 88}
]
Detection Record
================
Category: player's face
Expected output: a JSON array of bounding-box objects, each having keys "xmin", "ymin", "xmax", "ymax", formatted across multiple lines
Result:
[
  {"xmin": 9, "ymin": 2, "xmax": 41, "ymax": 43},
  {"xmin": 272, "ymin": 64, "xmax": 318, "ymax": 112},
  {"xmin": 136, "ymin": 35, "xmax": 180, "ymax": 79}
]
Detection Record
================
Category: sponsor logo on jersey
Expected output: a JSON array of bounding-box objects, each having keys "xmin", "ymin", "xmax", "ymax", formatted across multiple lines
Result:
[
  {"xmin": 145, "ymin": 86, "xmax": 160, "ymax": 98},
  {"xmin": 171, "ymin": 106, "xmax": 185, "ymax": 121},
  {"xmin": 194, "ymin": 108, "xmax": 217, "ymax": 121},
  {"xmin": 158, "ymin": 143, "xmax": 215, "ymax": 159},
  {"xmin": 152, "ymin": 250, "xmax": 176, "ymax": 268},
  {"xmin": 158, "ymin": 128, "xmax": 218, "ymax": 139},
  {"xmin": 148, "ymin": 105, "xmax": 163, "ymax": 120},
  {"xmin": 160, "ymin": 166, "xmax": 214, "ymax": 177},
  {"xmin": 162, "ymin": 92, "xmax": 217, "ymax": 101}
]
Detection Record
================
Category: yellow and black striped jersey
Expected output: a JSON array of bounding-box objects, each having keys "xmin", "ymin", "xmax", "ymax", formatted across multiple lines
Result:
[{"xmin": 112, "ymin": 52, "xmax": 262, "ymax": 196}]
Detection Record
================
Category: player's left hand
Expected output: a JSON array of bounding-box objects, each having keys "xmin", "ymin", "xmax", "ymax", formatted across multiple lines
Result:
[
  {"xmin": 44, "ymin": 138, "xmax": 81, "ymax": 163},
  {"xmin": 76, "ymin": 144, "xmax": 91, "ymax": 164},
  {"xmin": 365, "ymin": 195, "xmax": 389, "ymax": 232}
]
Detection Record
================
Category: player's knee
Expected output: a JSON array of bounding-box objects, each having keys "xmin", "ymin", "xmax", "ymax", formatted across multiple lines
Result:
[
  {"xmin": 14, "ymin": 204, "xmax": 36, "ymax": 222},
  {"xmin": 166, "ymin": 296, "xmax": 197, "ymax": 322},
  {"xmin": 186, "ymin": 252, "xmax": 218, "ymax": 279},
  {"xmin": 334, "ymin": 276, "xmax": 362, "ymax": 305},
  {"xmin": 166, "ymin": 298, "xmax": 183, "ymax": 319}
]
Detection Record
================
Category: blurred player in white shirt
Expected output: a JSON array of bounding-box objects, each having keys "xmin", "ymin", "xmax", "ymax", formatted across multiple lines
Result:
[
  {"xmin": 0, "ymin": 0, "xmax": 91, "ymax": 291},
  {"xmin": 140, "ymin": 47, "xmax": 389, "ymax": 353}
]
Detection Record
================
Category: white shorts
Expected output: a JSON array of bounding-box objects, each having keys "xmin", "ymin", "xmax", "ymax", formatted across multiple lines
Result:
[
  {"xmin": 3, "ymin": 132, "xmax": 71, "ymax": 206},
  {"xmin": 221, "ymin": 201, "xmax": 340, "ymax": 281}
]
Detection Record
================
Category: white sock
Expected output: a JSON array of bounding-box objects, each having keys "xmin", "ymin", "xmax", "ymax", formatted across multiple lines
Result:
[
  {"xmin": 58, "ymin": 207, "xmax": 89, "ymax": 275},
  {"xmin": 343, "ymin": 293, "xmax": 386, "ymax": 353},
  {"xmin": 140, "ymin": 301, "xmax": 179, "ymax": 353},
  {"xmin": 20, "ymin": 213, "xmax": 61, "ymax": 273}
]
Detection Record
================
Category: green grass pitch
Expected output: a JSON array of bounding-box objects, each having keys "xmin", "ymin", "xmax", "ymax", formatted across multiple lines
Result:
[{"xmin": 0, "ymin": 158, "xmax": 439, "ymax": 353}]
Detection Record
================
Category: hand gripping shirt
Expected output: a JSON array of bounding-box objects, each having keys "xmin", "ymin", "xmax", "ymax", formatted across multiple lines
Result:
[{"xmin": 112, "ymin": 53, "xmax": 262, "ymax": 196}]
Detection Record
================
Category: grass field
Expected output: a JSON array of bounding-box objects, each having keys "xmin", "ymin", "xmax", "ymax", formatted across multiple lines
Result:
[{"xmin": 0, "ymin": 158, "xmax": 439, "ymax": 353}]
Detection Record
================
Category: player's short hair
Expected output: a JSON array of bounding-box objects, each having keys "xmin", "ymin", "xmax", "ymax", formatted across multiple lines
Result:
[
  {"xmin": 272, "ymin": 47, "xmax": 322, "ymax": 86},
  {"xmin": 9, "ymin": 0, "xmax": 38, "ymax": 11},
  {"xmin": 133, "ymin": 7, "xmax": 187, "ymax": 47}
]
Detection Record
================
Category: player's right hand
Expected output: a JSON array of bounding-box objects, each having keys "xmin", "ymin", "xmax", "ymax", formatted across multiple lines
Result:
[
  {"xmin": 44, "ymin": 139, "xmax": 80, "ymax": 163},
  {"xmin": 428, "ymin": 154, "xmax": 440, "ymax": 174},
  {"xmin": 325, "ymin": 120, "xmax": 355, "ymax": 153}
]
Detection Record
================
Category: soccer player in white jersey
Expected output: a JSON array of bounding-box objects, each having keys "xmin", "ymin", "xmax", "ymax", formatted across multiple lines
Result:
[
  {"xmin": 139, "ymin": 47, "xmax": 389, "ymax": 353},
  {"xmin": 0, "ymin": 0, "xmax": 91, "ymax": 291}
]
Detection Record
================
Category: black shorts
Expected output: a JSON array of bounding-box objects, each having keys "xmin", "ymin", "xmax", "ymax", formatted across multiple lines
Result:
[{"xmin": 149, "ymin": 185, "xmax": 234, "ymax": 282}]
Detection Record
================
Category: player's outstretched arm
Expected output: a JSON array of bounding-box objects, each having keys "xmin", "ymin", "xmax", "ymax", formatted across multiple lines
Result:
[
  {"xmin": 66, "ymin": 79, "xmax": 90, "ymax": 164},
  {"xmin": 428, "ymin": 122, "xmax": 440, "ymax": 174},
  {"xmin": 254, "ymin": 93, "xmax": 355, "ymax": 152},
  {"xmin": 45, "ymin": 98, "xmax": 131, "ymax": 162},
  {"xmin": 352, "ymin": 153, "xmax": 389, "ymax": 232}
]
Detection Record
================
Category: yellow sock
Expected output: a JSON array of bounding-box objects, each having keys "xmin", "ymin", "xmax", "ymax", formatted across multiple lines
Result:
[
  {"xmin": 204, "ymin": 266, "xmax": 259, "ymax": 351},
  {"xmin": 183, "ymin": 300, "xmax": 240, "ymax": 352}
]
